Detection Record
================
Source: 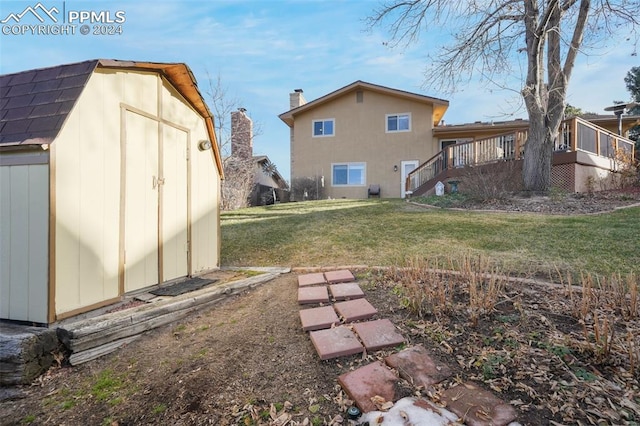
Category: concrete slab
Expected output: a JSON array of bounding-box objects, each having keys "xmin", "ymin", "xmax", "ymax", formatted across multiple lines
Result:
[
  {"xmin": 352, "ymin": 319, "xmax": 405, "ymax": 351},
  {"xmin": 324, "ymin": 269, "xmax": 355, "ymax": 283},
  {"xmin": 334, "ymin": 298, "xmax": 377, "ymax": 322},
  {"xmin": 297, "ymin": 286, "xmax": 329, "ymax": 305},
  {"xmin": 329, "ymin": 282, "xmax": 365, "ymax": 301},
  {"xmin": 298, "ymin": 272, "xmax": 326, "ymax": 287},
  {"xmin": 385, "ymin": 345, "xmax": 452, "ymax": 388},
  {"xmin": 299, "ymin": 306, "xmax": 340, "ymax": 331},
  {"xmin": 338, "ymin": 361, "xmax": 398, "ymax": 413},
  {"xmin": 309, "ymin": 326, "xmax": 364, "ymax": 360},
  {"xmin": 440, "ymin": 382, "xmax": 517, "ymax": 426}
]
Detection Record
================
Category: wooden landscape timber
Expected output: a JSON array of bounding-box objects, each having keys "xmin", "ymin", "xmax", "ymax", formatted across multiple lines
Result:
[
  {"xmin": 0, "ymin": 325, "xmax": 60, "ymax": 386},
  {"xmin": 57, "ymin": 270, "xmax": 287, "ymax": 366}
]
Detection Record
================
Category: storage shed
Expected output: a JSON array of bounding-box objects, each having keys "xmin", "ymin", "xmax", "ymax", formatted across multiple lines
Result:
[{"xmin": 0, "ymin": 59, "xmax": 223, "ymax": 325}]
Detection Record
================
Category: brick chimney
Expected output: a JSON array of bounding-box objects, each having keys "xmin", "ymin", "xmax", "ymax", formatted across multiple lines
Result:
[
  {"xmin": 231, "ymin": 108, "xmax": 253, "ymax": 159},
  {"xmin": 289, "ymin": 89, "xmax": 307, "ymax": 109}
]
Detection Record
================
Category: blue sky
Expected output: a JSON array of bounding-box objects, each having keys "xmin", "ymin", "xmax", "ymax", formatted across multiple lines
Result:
[{"xmin": 1, "ymin": 0, "xmax": 638, "ymax": 181}]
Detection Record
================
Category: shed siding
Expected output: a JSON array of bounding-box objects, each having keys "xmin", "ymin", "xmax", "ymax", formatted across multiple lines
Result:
[
  {"xmin": 54, "ymin": 70, "xmax": 122, "ymax": 315},
  {"xmin": 191, "ymin": 139, "xmax": 220, "ymax": 273},
  {"xmin": 0, "ymin": 164, "xmax": 49, "ymax": 324},
  {"xmin": 53, "ymin": 68, "xmax": 219, "ymax": 316}
]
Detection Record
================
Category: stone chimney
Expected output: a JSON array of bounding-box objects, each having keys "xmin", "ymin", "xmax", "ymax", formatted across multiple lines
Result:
[
  {"xmin": 231, "ymin": 108, "xmax": 253, "ymax": 159},
  {"xmin": 289, "ymin": 89, "xmax": 307, "ymax": 109}
]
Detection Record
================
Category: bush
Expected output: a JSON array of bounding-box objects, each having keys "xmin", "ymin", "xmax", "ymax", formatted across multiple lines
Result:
[
  {"xmin": 291, "ymin": 176, "xmax": 325, "ymax": 201},
  {"xmin": 458, "ymin": 161, "xmax": 522, "ymax": 201}
]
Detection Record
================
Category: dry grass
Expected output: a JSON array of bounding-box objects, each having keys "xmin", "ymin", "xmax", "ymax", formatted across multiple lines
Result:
[
  {"xmin": 559, "ymin": 270, "xmax": 640, "ymax": 374},
  {"xmin": 387, "ymin": 255, "xmax": 507, "ymax": 327},
  {"xmin": 378, "ymin": 257, "xmax": 640, "ymax": 423}
]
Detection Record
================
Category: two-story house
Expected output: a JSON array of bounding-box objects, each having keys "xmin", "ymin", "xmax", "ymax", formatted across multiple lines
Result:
[
  {"xmin": 281, "ymin": 81, "xmax": 637, "ymax": 198},
  {"xmin": 279, "ymin": 81, "xmax": 449, "ymax": 199}
]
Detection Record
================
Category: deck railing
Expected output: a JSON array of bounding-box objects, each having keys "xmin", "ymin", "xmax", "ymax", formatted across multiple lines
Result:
[
  {"xmin": 406, "ymin": 117, "xmax": 635, "ymax": 195},
  {"xmin": 562, "ymin": 116, "xmax": 635, "ymax": 157}
]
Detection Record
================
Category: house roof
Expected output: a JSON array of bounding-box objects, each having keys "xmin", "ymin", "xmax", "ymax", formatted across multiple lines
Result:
[
  {"xmin": 433, "ymin": 118, "xmax": 530, "ymax": 138},
  {"xmin": 576, "ymin": 114, "xmax": 640, "ymax": 132},
  {"xmin": 254, "ymin": 155, "xmax": 288, "ymax": 189},
  {"xmin": 0, "ymin": 59, "xmax": 223, "ymax": 176},
  {"xmin": 278, "ymin": 80, "xmax": 449, "ymax": 127},
  {"xmin": 433, "ymin": 115, "xmax": 640, "ymax": 139}
]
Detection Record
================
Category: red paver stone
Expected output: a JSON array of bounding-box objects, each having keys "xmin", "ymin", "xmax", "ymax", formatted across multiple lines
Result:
[
  {"xmin": 352, "ymin": 319, "xmax": 404, "ymax": 351},
  {"xmin": 299, "ymin": 306, "xmax": 340, "ymax": 331},
  {"xmin": 324, "ymin": 269, "xmax": 355, "ymax": 283},
  {"xmin": 338, "ymin": 361, "xmax": 398, "ymax": 413},
  {"xmin": 440, "ymin": 382, "xmax": 517, "ymax": 426},
  {"xmin": 297, "ymin": 286, "xmax": 329, "ymax": 305},
  {"xmin": 385, "ymin": 345, "xmax": 452, "ymax": 388},
  {"xmin": 334, "ymin": 298, "xmax": 377, "ymax": 322},
  {"xmin": 329, "ymin": 283, "xmax": 365, "ymax": 301},
  {"xmin": 309, "ymin": 326, "xmax": 364, "ymax": 360},
  {"xmin": 297, "ymin": 272, "xmax": 326, "ymax": 287}
]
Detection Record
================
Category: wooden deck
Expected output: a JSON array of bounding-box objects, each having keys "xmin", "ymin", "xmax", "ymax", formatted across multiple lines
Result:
[{"xmin": 407, "ymin": 117, "xmax": 636, "ymax": 196}]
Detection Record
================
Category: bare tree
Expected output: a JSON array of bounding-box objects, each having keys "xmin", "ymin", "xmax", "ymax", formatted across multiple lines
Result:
[
  {"xmin": 205, "ymin": 72, "xmax": 260, "ymax": 209},
  {"xmin": 368, "ymin": 0, "xmax": 639, "ymax": 191}
]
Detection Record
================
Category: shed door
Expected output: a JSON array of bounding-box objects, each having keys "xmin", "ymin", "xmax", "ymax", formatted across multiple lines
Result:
[
  {"xmin": 123, "ymin": 112, "xmax": 189, "ymax": 293},
  {"xmin": 161, "ymin": 125, "xmax": 188, "ymax": 282},
  {"xmin": 124, "ymin": 112, "xmax": 159, "ymax": 292}
]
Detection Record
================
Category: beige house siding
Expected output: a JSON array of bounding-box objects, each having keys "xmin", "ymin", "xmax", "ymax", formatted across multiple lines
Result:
[{"xmin": 291, "ymin": 88, "xmax": 439, "ymax": 199}]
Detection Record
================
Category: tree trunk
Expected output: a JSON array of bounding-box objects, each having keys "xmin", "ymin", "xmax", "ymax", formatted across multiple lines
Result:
[{"xmin": 522, "ymin": 115, "xmax": 555, "ymax": 191}]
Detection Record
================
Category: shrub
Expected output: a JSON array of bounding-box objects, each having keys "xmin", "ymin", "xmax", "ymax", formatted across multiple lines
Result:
[{"xmin": 458, "ymin": 160, "xmax": 522, "ymax": 201}]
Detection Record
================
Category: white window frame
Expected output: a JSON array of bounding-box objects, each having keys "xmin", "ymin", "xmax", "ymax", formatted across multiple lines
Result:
[
  {"xmin": 331, "ymin": 162, "xmax": 366, "ymax": 186},
  {"xmin": 386, "ymin": 113, "xmax": 411, "ymax": 133},
  {"xmin": 312, "ymin": 118, "xmax": 335, "ymax": 137}
]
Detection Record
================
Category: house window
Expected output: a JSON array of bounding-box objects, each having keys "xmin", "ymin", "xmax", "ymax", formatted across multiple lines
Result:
[
  {"xmin": 332, "ymin": 162, "xmax": 365, "ymax": 186},
  {"xmin": 313, "ymin": 119, "xmax": 334, "ymax": 137},
  {"xmin": 386, "ymin": 113, "xmax": 411, "ymax": 132}
]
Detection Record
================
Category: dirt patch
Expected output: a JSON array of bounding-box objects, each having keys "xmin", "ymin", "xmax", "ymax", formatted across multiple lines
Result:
[{"xmin": 2, "ymin": 270, "xmax": 639, "ymax": 425}]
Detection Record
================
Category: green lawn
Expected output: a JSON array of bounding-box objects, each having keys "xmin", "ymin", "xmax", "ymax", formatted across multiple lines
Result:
[{"xmin": 221, "ymin": 199, "xmax": 640, "ymax": 279}]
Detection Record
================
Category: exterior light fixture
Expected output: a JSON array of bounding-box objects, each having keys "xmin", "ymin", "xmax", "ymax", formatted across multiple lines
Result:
[
  {"xmin": 393, "ymin": 165, "xmax": 398, "ymax": 172},
  {"xmin": 198, "ymin": 140, "xmax": 212, "ymax": 151}
]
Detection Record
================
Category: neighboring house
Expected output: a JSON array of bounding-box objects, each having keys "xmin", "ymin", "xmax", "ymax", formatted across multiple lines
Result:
[
  {"xmin": 279, "ymin": 81, "xmax": 449, "ymax": 199},
  {"xmin": 0, "ymin": 59, "xmax": 223, "ymax": 325},
  {"xmin": 228, "ymin": 109, "xmax": 288, "ymax": 206},
  {"xmin": 253, "ymin": 155, "xmax": 289, "ymax": 205}
]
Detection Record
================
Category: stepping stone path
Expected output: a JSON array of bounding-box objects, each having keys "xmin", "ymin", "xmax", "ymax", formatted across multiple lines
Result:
[{"xmin": 297, "ymin": 270, "xmax": 519, "ymax": 426}]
